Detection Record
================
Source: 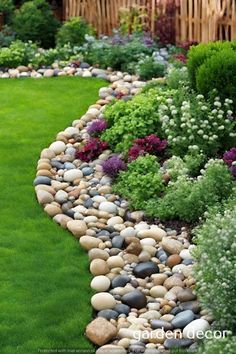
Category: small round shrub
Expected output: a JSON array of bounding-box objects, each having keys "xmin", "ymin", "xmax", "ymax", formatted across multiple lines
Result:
[
  {"xmin": 193, "ymin": 203, "xmax": 236, "ymax": 331},
  {"xmin": 56, "ymin": 17, "xmax": 94, "ymax": 47},
  {"xmin": 12, "ymin": 0, "xmax": 60, "ymax": 48},
  {"xmin": 137, "ymin": 57, "xmax": 165, "ymax": 80},
  {"xmin": 187, "ymin": 41, "xmax": 236, "ymax": 89},
  {"xmin": 196, "ymin": 49, "xmax": 236, "ymax": 112}
]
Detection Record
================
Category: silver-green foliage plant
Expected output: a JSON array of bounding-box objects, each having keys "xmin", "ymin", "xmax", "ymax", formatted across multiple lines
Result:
[{"xmin": 193, "ymin": 201, "xmax": 236, "ymax": 331}]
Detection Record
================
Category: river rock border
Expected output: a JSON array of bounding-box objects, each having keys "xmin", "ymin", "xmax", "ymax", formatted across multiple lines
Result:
[{"xmin": 33, "ymin": 67, "xmax": 212, "ymax": 354}]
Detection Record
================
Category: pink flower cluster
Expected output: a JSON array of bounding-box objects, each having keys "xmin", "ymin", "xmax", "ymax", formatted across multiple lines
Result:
[
  {"xmin": 128, "ymin": 134, "xmax": 168, "ymax": 161},
  {"xmin": 75, "ymin": 138, "xmax": 109, "ymax": 162}
]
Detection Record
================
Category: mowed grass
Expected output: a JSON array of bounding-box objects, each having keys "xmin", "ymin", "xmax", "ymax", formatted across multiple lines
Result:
[{"xmin": 0, "ymin": 77, "xmax": 106, "ymax": 354}]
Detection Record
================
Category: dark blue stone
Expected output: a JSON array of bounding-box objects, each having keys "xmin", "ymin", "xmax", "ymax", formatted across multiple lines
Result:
[
  {"xmin": 113, "ymin": 304, "xmax": 130, "ymax": 315},
  {"xmin": 112, "ymin": 236, "xmax": 125, "ymax": 249},
  {"xmin": 164, "ymin": 338, "xmax": 194, "ymax": 349},
  {"xmin": 97, "ymin": 309, "xmax": 118, "ymax": 320},
  {"xmin": 84, "ymin": 199, "xmax": 94, "ymax": 208},
  {"xmin": 133, "ymin": 262, "xmax": 159, "ymax": 278}
]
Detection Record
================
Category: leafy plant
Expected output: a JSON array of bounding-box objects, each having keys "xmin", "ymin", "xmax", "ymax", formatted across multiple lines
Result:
[
  {"xmin": 0, "ymin": 40, "xmax": 37, "ymax": 67},
  {"xmin": 193, "ymin": 203, "xmax": 236, "ymax": 331},
  {"xmin": 166, "ymin": 65, "xmax": 189, "ymax": 89},
  {"xmin": 156, "ymin": 0, "xmax": 176, "ymax": 45},
  {"xmin": 119, "ymin": 5, "xmax": 145, "ymax": 35},
  {"xmin": 0, "ymin": 0, "xmax": 14, "ymax": 23},
  {"xmin": 12, "ymin": 0, "xmax": 60, "ymax": 48},
  {"xmin": 196, "ymin": 49, "xmax": 236, "ymax": 112},
  {"xmin": 128, "ymin": 134, "xmax": 167, "ymax": 161},
  {"xmin": 102, "ymin": 88, "xmax": 170, "ymax": 153},
  {"xmin": 75, "ymin": 138, "xmax": 108, "ymax": 162},
  {"xmin": 0, "ymin": 25, "xmax": 15, "ymax": 47},
  {"xmin": 56, "ymin": 17, "xmax": 94, "ymax": 47},
  {"xmin": 198, "ymin": 337, "xmax": 236, "ymax": 354},
  {"xmin": 87, "ymin": 119, "xmax": 108, "ymax": 137},
  {"xmin": 113, "ymin": 155, "xmax": 165, "ymax": 210},
  {"xmin": 153, "ymin": 159, "xmax": 233, "ymax": 222},
  {"xmin": 137, "ymin": 57, "xmax": 165, "ymax": 80},
  {"xmin": 102, "ymin": 155, "xmax": 127, "ymax": 178}
]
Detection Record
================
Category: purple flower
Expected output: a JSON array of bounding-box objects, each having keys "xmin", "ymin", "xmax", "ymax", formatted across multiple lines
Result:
[
  {"xmin": 87, "ymin": 119, "xmax": 108, "ymax": 136},
  {"xmin": 102, "ymin": 155, "xmax": 127, "ymax": 177},
  {"xmin": 223, "ymin": 147, "xmax": 236, "ymax": 179},
  {"xmin": 143, "ymin": 35, "xmax": 154, "ymax": 47},
  {"xmin": 128, "ymin": 134, "xmax": 168, "ymax": 161}
]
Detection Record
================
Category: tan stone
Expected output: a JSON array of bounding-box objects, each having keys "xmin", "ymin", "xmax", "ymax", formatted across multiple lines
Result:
[
  {"xmin": 90, "ymin": 259, "xmax": 109, "ymax": 276},
  {"xmin": 86, "ymin": 318, "xmax": 117, "ymax": 346},
  {"xmin": 67, "ymin": 220, "xmax": 87, "ymax": 238},
  {"xmin": 79, "ymin": 236, "xmax": 102, "ymax": 251},
  {"xmin": 161, "ymin": 237, "xmax": 184, "ymax": 255},
  {"xmin": 37, "ymin": 190, "xmax": 54, "ymax": 204},
  {"xmin": 44, "ymin": 204, "xmax": 61, "ymax": 217},
  {"xmin": 166, "ymin": 254, "xmax": 182, "ymax": 268},
  {"xmin": 126, "ymin": 241, "xmax": 142, "ymax": 255},
  {"xmin": 137, "ymin": 227, "xmax": 167, "ymax": 241}
]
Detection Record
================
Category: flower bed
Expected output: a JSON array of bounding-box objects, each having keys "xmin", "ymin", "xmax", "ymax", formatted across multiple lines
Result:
[{"xmin": 32, "ymin": 41, "xmax": 235, "ymax": 353}]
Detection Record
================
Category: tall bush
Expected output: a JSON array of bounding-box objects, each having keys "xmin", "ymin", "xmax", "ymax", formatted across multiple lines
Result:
[
  {"xmin": 12, "ymin": 0, "xmax": 60, "ymax": 48},
  {"xmin": 56, "ymin": 17, "xmax": 94, "ymax": 47}
]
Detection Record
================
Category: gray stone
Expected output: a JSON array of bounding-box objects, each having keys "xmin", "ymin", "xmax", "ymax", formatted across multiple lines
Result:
[
  {"xmin": 133, "ymin": 262, "xmax": 159, "ymax": 279},
  {"xmin": 179, "ymin": 301, "xmax": 201, "ymax": 314},
  {"xmin": 112, "ymin": 236, "xmax": 125, "ymax": 249},
  {"xmin": 172, "ymin": 310, "xmax": 195, "ymax": 329},
  {"xmin": 64, "ymin": 162, "xmax": 76, "ymax": 170},
  {"xmin": 111, "ymin": 275, "xmax": 130, "ymax": 289},
  {"xmin": 150, "ymin": 320, "xmax": 173, "ymax": 331},
  {"xmin": 97, "ymin": 309, "xmax": 119, "ymax": 320},
  {"xmin": 121, "ymin": 290, "xmax": 147, "ymax": 309},
  {"xmin": 164, "ymin": 338, "xmax": 194, "ymax": 349},
  {"xmin": 82, "ymin": 167, "xmax": 94, "ymax": 176},
  {"xmin": 34, "ymin": 176, "xmax": 51, "ymax": 186},
  {"xmin": 113, "ymin": 303, "xmax": 130, "ymax": 315}
]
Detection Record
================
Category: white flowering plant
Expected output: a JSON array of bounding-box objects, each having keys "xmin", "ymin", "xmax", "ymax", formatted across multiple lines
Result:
[{"xmin": 158, "ymin": 88, "xmax": 236, "ymax": 156}]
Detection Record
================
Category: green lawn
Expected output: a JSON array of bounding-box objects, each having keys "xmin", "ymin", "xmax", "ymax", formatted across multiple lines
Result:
[{"xmin": 0, "ymin": 77, "xmax": 106, "ymax": 354}]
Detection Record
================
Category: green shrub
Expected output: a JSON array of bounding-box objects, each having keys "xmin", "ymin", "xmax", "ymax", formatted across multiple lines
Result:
[
  {"xmin": 0, "ymin": 40, "xmax": 37, "ymax": 67},
  {"xmin": 153, "ymin": 159, "xmax": 233, "ymax": 222},
  {"xmin": 187, "ymin": 41, "xmax": 236, "ymax": 89},
  {"xmin": 199, "ymin": 337, "xmax": 236, "ymax": 354},
  {"xmin": 113, "ymin": 155, "xmax": 165, "ymax": 210},
  {"xmin": 193, "ymin": 202, "xmax": 236, "ymax": 332},
  {"xmin": 158, "ymin": 88, "xmax": 236, "ymax": 156},
  {"xmin": 137, "ymin": 57, "xmax": 165, "ymax": 80},
  {"xmin": 56, "ymin": 17, "xmax": 94, "ymax": 47},
  {"xmin": 196, "ymin": 49, "xmax": 236, "ymax": 112},
  {"xmin": 0, "ymin": 25, "xmax": 15, "ymax": 47},
  {"xmin": 12, "ymin": 0, "xmax": 60, "ymax": 48},
  {"xmin": 101, "ymin": 88, "xmax": 170, "ymax": 153},
  {"xmin": 0, "ymin": 0, "xmax": 14, "ymax": 22},
  {"xmin": 166, "ymin": 65, "xmax": 189, "ymax": 89},
  {"xmin": 83, "ymin": 35, "xmax": 156, "ymax": 72}
]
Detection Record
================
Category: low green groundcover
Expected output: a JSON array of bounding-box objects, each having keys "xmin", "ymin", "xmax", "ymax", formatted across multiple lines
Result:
[{"xmin": 0, "ymin": 77, "xmax": 106, "ymax": 354}]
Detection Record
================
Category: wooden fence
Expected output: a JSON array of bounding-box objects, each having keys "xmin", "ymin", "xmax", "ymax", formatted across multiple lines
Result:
[{"xmin": 63, "ymin": 0, "xmax": 236, "ymax": 43}]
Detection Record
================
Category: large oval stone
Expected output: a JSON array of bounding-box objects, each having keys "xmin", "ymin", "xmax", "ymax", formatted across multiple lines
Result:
[
  {"xmin": 91, "ymin": 292, "xmax": 116, "ymax": 311},
  {"xmin": 183, "ymin": 319, "xmax": 210, "ymax": 340},
  {"xmin": 121, "ymin": 290, "xmax": 147, "ymax": 309},
  {"xmin": 133, "ymin": 262, "xmax": 159, "ymax": 278}
]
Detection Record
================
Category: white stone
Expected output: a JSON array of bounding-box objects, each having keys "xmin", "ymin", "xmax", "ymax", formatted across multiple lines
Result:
[
  {"xmin": 99, "ymin": 202, "xmax": 117, "ymax": 214},
  {"xmin": 107, "ymin": 256, "xmax": 124, "ymax": 269},
  {"xmin": 54, "ymin": 190, "xmax": 68, "ymax": 203},
  {"xmin": 140, "ymin": 238, "xmax": 156, "ymax": 247},
  {"xmin": 49, "ymin": 141, "xmax": 66, "ymax": 154},
  {"xmin": 120, "ymin": 227, "xmax": 136, "ymax": 238},
  {"xmin": 91, "ymin": 292, "xmax": 116, "ymax": 311},
  {"xmin": 107, "ymin": 216, "xmax": 124, "ymax": 226},
  {"xmin": 135, "ymin": 222, "xmax": 150, "ymax": 231},
  {"xmin": 64, "ymin": 169, "xmax": 83, "ymax": 182},
  {"xmin": 64, "ymin": 127, "xmax": 79, "ymax": 137},
  {"xmin": 83, "ymin": 70, "xmax": 92, "ymax": 77},
  {"xmin": 91, "ymin": 276, "xmax": 111, "ymax": 292},
  {"xmin": 179, "ymin": 249, "xmax": 193, "ymax": 260},
  {"xmin": 183, "ymin": 319, "xmax": 210, "ymax": 340}
]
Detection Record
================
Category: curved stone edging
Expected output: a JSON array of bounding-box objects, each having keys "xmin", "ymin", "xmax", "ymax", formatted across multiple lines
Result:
[{"xmin": 34, "ymin": 68, "xmax": 212, "ymax": 354}]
